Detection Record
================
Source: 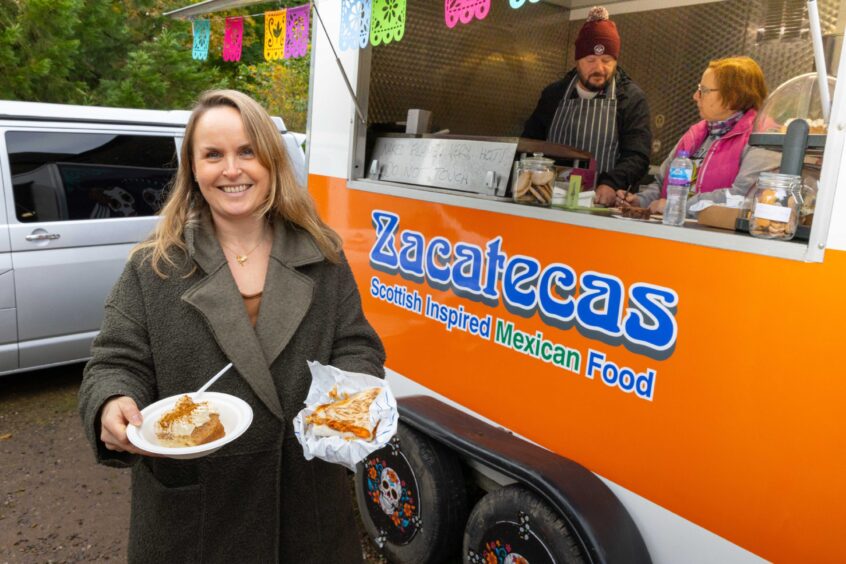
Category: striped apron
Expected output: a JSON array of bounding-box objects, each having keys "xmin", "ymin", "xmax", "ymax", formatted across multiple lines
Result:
[{"xmin": 547, "ymin": 75, "xmax": 619, "ymax": 177}]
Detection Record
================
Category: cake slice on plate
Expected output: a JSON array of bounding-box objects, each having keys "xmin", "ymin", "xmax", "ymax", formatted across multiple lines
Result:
[{"xmin": 155, "ymin": 395, "xmax": 225, "ymax": 447}]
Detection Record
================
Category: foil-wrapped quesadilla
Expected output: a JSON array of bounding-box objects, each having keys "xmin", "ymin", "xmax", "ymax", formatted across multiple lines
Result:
[{"xmin": 305, "ymin": 387, "xmax": 381, "ymax": 440}]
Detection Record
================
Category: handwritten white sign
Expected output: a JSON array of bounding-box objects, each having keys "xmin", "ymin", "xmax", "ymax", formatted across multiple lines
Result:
[{"xmin": 369, "ymin": 137, "xmax": 517, "ymax": 195}]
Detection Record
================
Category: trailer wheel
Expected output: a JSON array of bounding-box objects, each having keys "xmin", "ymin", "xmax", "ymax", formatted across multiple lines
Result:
[
  {"xmin": 463, "ymin": 485, "xmax": 586, "ymax": 564},
  {"xmin": 355, "ymin": 422, "xmax": 467, "ymax": 563}
]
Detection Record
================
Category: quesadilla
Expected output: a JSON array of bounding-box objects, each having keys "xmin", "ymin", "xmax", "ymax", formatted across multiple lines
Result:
[{"xmin": 305, "ymin": 387, "xmax": 381, "ymax": 441}]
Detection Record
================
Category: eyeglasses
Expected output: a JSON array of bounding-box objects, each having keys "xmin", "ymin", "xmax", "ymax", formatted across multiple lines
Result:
[{"xmin": 696, "ymin": 84, "xmax": 718, "ymax": 96}]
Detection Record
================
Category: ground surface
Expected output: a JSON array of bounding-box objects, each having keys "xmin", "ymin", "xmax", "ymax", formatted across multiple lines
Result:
[{"xmin": 0, "ymin": 364, "xmax": 386, "ymax": 563}]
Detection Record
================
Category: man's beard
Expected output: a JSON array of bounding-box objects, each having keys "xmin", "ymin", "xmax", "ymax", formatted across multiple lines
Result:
[{"xmin": 578, "ymin": 71, "xmax": 611, "ymax": 92}]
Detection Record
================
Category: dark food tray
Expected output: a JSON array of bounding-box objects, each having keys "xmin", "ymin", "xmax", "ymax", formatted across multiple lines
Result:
[{"xmin": 515, "ymin": 137, "xmax": 592, "ymax": 161}]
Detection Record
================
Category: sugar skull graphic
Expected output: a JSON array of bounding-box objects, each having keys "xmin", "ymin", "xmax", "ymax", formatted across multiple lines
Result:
[{"xmin": 379, "ymin": 466, "xmax": 402, "ymax": 515}]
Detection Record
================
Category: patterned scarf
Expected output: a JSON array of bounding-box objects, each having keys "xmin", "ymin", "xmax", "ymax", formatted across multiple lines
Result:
[
  {"xmin": 707, "ymin": 111, "xmax": 744, "ymax": 138},
  {"xmin": 693, "ymin": 111, "xmax": 745, "ymax": 159}
]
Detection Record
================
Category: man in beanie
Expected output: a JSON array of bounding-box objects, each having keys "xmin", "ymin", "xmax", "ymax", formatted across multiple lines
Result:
[{"xmin": 523, "ymin": 6, "xmax": 651, "ymax": 206}]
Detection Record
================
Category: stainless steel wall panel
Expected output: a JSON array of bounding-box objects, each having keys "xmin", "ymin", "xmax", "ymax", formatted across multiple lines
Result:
[{"xmin": 368, "ymin": 2, "xmax": 571, "ymax": 136}]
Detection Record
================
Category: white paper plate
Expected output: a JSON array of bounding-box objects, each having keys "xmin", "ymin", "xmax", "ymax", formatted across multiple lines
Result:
[{"xmin": 126, "ymin": 392, "xmax": 253, "ymax": 459}]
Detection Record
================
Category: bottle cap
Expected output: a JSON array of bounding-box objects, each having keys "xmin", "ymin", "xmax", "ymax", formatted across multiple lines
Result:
[{"xmin": 677, "ymin": 150, "xmax": 690, "ymax": 158}]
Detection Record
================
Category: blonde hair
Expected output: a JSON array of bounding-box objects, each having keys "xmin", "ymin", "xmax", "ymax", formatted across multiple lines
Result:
[
  {"xmin": 708, "ymin": 56, "xmax": 768, "ymax": 112},
  {"xmin": 134, "ymin": 89, "xmax": 342, "ymax": 277}
]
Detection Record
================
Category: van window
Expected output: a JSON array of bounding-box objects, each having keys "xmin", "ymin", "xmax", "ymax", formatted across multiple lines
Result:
[{"xmin": 6, "ymin": 131, "xmax": 177, "ymax": 222}]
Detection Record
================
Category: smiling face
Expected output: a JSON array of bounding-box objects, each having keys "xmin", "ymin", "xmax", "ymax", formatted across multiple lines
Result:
[
  {"xmin": 576, "ymin": 54, "xmax": 617, "ymax": 92},
  {"xmin": 191, "ymin": 106, "xmax": 270, "ymax": 224},
  {"xmin": 694, "ymin": 68, "xmax": 735, "ymax": 122}
]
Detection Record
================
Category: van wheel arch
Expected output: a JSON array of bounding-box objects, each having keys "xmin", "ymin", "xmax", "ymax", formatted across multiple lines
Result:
[{"xmin": 397, "ymin": 395, "xmax": 652, "ymax": 564}]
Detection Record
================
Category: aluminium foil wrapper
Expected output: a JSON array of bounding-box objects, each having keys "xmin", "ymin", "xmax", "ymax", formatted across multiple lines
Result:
[{"xmin": 293, "ymin": 361, "xmax": 398, "ymax": 471}]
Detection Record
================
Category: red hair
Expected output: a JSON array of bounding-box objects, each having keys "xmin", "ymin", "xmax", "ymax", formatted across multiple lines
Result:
[{"xmin": 708, "ymin": 57, "xmax": 767, "ymax": 111}]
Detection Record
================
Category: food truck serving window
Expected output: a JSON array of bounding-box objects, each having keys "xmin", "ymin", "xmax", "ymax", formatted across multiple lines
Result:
[{"xmin": 342, "ymin": 0, "xmax": 845, "ymax": 263}]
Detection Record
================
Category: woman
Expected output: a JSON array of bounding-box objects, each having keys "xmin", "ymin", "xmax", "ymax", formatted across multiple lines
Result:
[
  {"xmin": 620, "ymin": 56, "xmax": 779, "ymax": 213},
  {"xmin": 78, "ymin": 90, "xmax": 385, "ymax": 562}
]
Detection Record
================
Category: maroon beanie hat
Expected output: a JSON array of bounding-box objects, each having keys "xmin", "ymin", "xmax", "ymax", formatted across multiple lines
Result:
[{"xmin": 575, "ymin": 6, "xmax": 621, "ymax": 60}]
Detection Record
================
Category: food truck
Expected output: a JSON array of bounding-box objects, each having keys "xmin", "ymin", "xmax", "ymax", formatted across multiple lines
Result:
[{"xmin": 168, "ymin": 0, "xmax": 845, "ymax": 562}]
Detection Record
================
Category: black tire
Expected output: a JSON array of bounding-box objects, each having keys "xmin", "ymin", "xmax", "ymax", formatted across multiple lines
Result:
[
  {"xmin": 463, "ymin": 485, "xmax": 586, "ymax": 564},
  {"xmin": 355, "ymin": 422, "xmax": 467, "ymax": 563}
]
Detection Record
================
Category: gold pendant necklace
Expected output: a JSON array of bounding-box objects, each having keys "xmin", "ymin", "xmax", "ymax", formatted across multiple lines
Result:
[{"xmin": 221, "ymin": 234, "xmax": 266, "ymax": 267}]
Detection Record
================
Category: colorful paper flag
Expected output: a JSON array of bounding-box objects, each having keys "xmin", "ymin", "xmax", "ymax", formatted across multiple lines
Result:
[
  {"xmin": 509, "ymin": 0, "xmax": 540, "ymax": 8},
  {"xmin": 340, "ymin": 0, "xmax": 372, "ymax": 51},
  {"xmin": 192, "ymin": 19, "xmax": 211, "ymax": 60},
  {"xmin": 445, "ymin": 0, "xmax": 491, "ymax": 28},
  {"xmin": 371, "ymin": 0, "xmax": 406, "ymax": 46},
  {"xmin": 223, "ymin": 17, "xmax": 244, "ymax": 62},
  {"xmin": 285, "ymin": 5, "xmax": 310, "ymax": 59},
  {"xmin": 264, "ymin": 9, "xmax": 286, "ymax": 61}
]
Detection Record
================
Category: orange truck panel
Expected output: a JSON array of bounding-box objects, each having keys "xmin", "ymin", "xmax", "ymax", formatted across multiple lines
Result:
[{"xmin": 312, "ymin": 174, "xmax": 846, "ymax": 563}]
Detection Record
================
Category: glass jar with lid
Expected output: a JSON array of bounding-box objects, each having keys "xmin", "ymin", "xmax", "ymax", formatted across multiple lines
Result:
[
  {"xmin": 512, "ymin": 153, "xmax": 555, "ymax": 206},
  {"xmin": 748, "ymin": 172, "xmax": 803, "ymax": 240}
]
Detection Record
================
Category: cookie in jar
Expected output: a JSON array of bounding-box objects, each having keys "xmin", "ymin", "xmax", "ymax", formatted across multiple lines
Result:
[
  {"xmin": 748, "ymin": 172, "xmax": 803, "ymax": 241},
  {"xmin": 512, "ymin": 153, "xmax": 554, "ymax": 206}
]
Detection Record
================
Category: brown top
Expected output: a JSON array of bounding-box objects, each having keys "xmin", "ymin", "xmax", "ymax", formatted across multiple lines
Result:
[{"xmin": 241, "ymin": 291, "xmax": 263, "ymax": 327}]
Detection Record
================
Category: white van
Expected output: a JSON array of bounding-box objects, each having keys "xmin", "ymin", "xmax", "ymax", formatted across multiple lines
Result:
[{"xmin": 0, "ymin": 101, "xmax": 304, "ymax": 375}]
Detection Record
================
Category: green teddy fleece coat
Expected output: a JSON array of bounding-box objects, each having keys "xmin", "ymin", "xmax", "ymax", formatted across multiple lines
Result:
[{"xmin": 79, "ymin": 212, "xmax": 385, "ymax": 563}]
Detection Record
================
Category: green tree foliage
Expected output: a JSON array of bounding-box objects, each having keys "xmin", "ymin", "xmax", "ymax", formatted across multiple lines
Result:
[
  {"xmin": 96, "ymin": 29, "xmax": 230, "ymax": 108},
  {"xmin": 241, "ymin": 54, "xmax": 311, "ymax": 132},
  {"xmin": 0, "ymin": 0, "xmax": 86, "ymax": 102},
  {"xmin": 0, "ymin": 0, "xmax": 311, "ymax": 129}
]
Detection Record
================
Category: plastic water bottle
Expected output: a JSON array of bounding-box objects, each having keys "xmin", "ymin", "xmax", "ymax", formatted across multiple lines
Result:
[{"xmin": 663, "ymin": 150, "xmax": 694, "ymax": 226}]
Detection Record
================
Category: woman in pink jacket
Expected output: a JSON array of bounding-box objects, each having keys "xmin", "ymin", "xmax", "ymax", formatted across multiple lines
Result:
[{"xmin": 622, "ymin": 56, "xmax": 779, "ymax": 213}]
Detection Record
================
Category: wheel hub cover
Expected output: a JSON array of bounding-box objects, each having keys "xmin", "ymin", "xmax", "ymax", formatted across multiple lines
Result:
[
  {"xmin": 467, "ymin": 512, "xmax": 556, "ymax": 564},
  {"xmin": 360, "ymin": 440, "xmax": 421, "ymax": 545}
]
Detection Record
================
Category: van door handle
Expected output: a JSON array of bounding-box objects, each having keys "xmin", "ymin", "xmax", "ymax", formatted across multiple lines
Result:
[{"xmin": 25, "ymin": 233, "xmax": 61, "ymax": 241}]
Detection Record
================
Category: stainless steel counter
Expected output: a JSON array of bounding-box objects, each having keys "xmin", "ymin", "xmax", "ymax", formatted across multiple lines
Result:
[{"xmin": 348, "ymin": 178, "xmax": 811, "ymax": 262}]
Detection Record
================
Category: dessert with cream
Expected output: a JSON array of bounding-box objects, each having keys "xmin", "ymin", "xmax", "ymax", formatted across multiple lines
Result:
[{"xmin": 155, "ymin": 395, "xmax": 225, "ymax": 447}]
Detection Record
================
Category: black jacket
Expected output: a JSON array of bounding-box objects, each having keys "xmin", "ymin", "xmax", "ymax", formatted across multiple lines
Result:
[{"xmin": 522, "ymin": 67, "xmax": 652, "ymax": 190}]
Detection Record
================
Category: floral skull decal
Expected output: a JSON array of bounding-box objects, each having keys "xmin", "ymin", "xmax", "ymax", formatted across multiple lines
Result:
[{"xmin": 379, "ymin": 466, "xmax": 402, "ymax": 515}]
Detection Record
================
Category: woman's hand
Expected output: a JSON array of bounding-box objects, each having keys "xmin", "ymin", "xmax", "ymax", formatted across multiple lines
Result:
[
  {"xmin": 616, "ymin": 190, "xmax": 642, "ymax": 208},
  {"xmin": 100, "ymin": 396, "xmax": 146, "ymax": 454},
  {"xmin": 648, "ymin": 198, "xmax": 667, "ymax": 215}
]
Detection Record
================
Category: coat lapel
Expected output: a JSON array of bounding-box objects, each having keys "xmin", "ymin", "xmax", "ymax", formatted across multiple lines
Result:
[
  {"xmin": 180, "ymin": 213, "xmax": 325, "ymax": 422},
  {"xmin": 181, "ymin": 214, "xmax": 285, "ymax": 420},
  {"xmin": 255, "ymin": 222, "xmax": 324, "ymax": 365}
]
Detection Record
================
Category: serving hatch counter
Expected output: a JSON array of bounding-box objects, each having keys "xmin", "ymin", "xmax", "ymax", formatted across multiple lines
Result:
[
  {"xmin": 348, "ymin": 176, "xmax": 809, "ymax": 261},
  {"xmin": 356, "ymin": 135, "xmax": 811, "ymax": 262}
]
